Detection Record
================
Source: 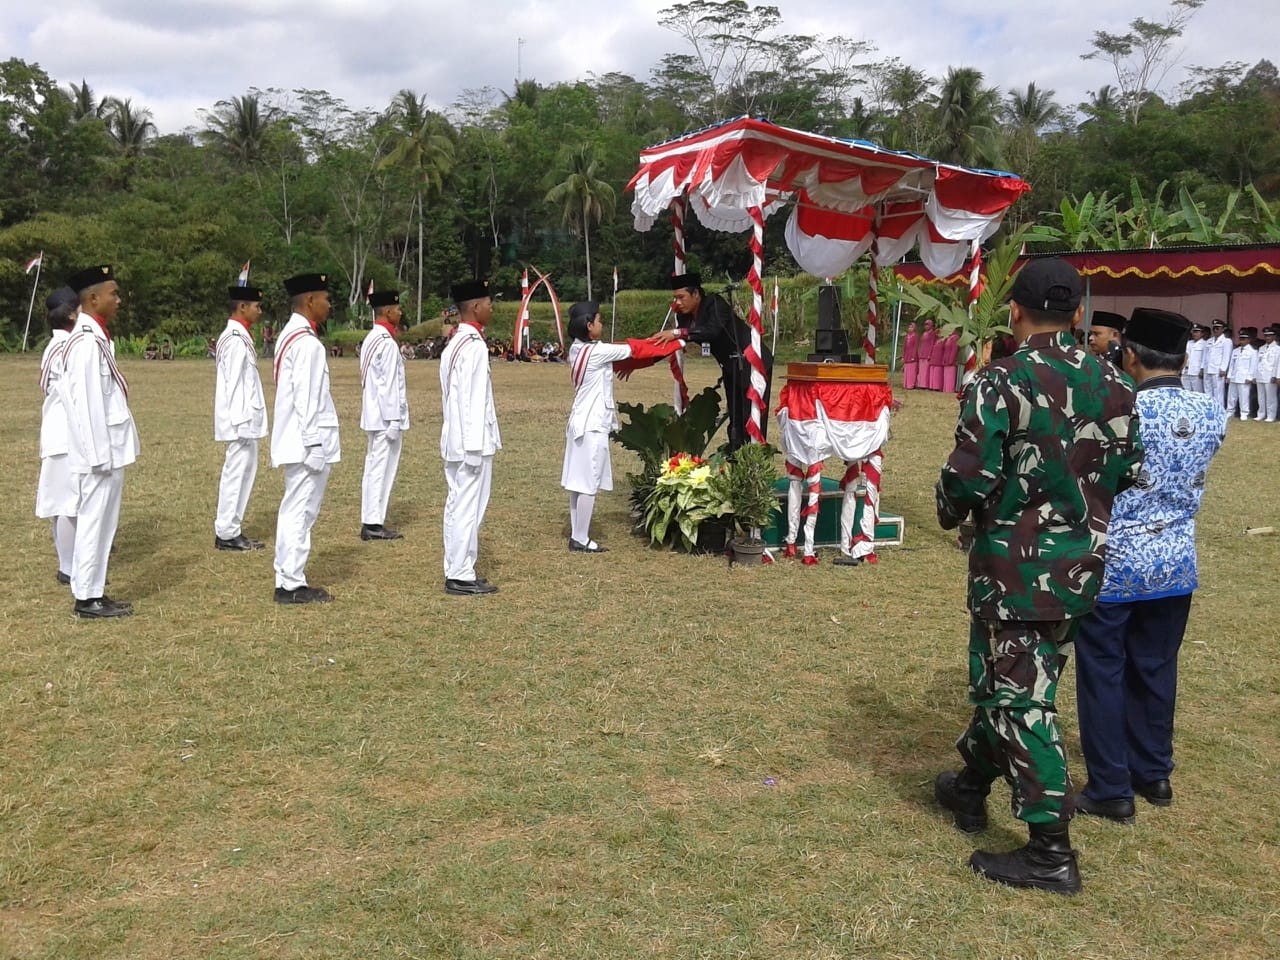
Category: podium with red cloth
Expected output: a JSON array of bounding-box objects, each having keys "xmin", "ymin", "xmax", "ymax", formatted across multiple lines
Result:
[{"xmin": 774, "ymin": 363, "xmax": 895, "ymax": 564}]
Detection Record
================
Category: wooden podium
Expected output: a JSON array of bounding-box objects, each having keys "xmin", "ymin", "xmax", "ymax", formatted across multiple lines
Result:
[{"xmin": 784, "ymin": 361, "xmax": 889, "ymax": 383}]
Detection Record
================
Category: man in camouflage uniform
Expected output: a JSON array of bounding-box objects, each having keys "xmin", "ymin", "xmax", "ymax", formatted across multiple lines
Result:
[{"xmin": 933, "ymin": 258, "xmax": 1144, "ymax": 895}]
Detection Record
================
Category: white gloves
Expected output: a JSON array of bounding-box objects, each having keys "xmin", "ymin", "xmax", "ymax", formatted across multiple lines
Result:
[
  {"xmin": 384, "ymin": 422, "xmax": 402, "ymax": 443},
  {"xmin": 462, "ymin": 451, "xmax": 483, "ymax": 471},
  {"xmin": 303, "ymin": 445, "xmax": 327, "ymax": 473}
]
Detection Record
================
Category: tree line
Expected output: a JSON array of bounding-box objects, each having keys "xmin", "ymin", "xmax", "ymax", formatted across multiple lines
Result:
[{"xmin": 1, "ymin": 0, "xmax": 1278, "ymax": 343}]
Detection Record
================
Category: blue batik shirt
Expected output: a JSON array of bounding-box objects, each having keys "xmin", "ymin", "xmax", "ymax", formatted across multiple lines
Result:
[{"xmin": 1099, "ymin": 377, "xmax": 1227, "ymax": 602}]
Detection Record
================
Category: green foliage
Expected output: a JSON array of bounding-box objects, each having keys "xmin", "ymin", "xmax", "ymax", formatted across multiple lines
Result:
[
  {"xmin": 725, "ymin": 441, "xmax": 780, "ymax": 537},
  {"xmin": 613, "ymin": 385, "xmax": 725, "ymax": 514},
  {"xmin": 640, "ymin": 452, "xmax": 734, "ymax": 551}
]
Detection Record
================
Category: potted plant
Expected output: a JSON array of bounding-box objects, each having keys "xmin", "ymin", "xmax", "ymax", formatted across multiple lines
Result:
[
  {"xmin": 640, "ymin": 452, "xmax": 734, "ymax": 553},
  {"xmin": 725, "ymin": 442, "xmax": 781, "ymax": 565}
]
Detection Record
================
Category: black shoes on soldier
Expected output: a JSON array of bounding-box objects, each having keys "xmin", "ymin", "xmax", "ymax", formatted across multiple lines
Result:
[
  {"xmin": 934, "ymin": 769, "xmax": 991, "ymax": 833},
  {"xmin": 1134, "ymin": 778, "xmax": 1173, "ymax": 806},
  {"xmin": 215, "ymin": 534, "xmax": 265, "ymax": 551},
  {"xmin": 74, "ymin": 597, "xmax": 133, "ymax": 619},
  {"xmin": 444, "ymin": 578, "xmax": 498, "ymax": 595},
  {"xmin": 274, "ymin": 586, "xmax": 333, "ymax": 604},
  {"xmin": 1075, "ymin": 792, "xmax": 1136, "ymax": 824},
  {"xmin": 969, "ymin": 823, "xmax": 1082, "ymax": 896},
  {"xmin": 360, "ymin": 524, "xmax": 403, "ymax": 541}
]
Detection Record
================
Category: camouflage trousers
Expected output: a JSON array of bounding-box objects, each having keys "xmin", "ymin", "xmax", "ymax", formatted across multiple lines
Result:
[{"xmin": 956, "ymin": 616, "xmax": 1078, "ymax": 825}]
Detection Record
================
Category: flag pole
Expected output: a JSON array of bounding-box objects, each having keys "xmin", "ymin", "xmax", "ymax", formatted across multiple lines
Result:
[
  {"xmin": 21, "ymin": 252, "xmax": 43, "ymax": 352},
  {"xmin": 770, "ymin": 276, "xmax": 780, "ymax": 358},
  {"xmin": 610, "ymin": 266, "xmax": 619, "ymax": 340}
]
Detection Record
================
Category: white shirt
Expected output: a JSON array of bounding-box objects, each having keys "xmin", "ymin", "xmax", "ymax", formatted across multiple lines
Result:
[
  {"xmin": 214, "ymin": 318, "xmax": 268, "ymax": 441},
  {"xmin": 39, "ymin": 328, "xmax": 72, "ymax": 458},
  {"xmin": 270, "ymin": 312, "xmax": 341, "ymax": 467},
  {"xmin": 565, "ymin": 339, "xmax": 632, "ymax": 440},
  {"xmin": 57, "ymin": 317, "xmax": 140, "ymax": 473},
  {"xmin": 1182, "ymin": 337, "xmax": 1206, "ymax": 376},
  {"xmin": 1227, "ymin": 344, "xmax": 1258, "ymax": 383},
  {"xmin": 438, "ymin": 322, "xmax": 500, "ymax": 461},
  {"xmin": 1209, "ymin": 333, "xmax": 1232, "ymax": 374},
  {"xmin": 359, "ymin": 324, "xmax": 410, "ymax": 432},
  {"xmin": 1256, "ymin": 340, "xmax": 1280, "ymax": 380}
]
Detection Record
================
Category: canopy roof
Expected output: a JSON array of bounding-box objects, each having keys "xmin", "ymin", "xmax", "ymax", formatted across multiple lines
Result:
[
  {"xmin": 627, "ymin": 116, "xmax": 1031, "ymax": 278},
  {"xmin": 895, "ymin": 244, "xmax": 1280, "ymax": 295}
]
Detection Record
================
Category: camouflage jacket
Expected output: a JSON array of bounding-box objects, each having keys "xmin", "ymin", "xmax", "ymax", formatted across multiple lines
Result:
[{"xmin": 936, "ymin": 330, "xmax": 1144, "ymax": 621}]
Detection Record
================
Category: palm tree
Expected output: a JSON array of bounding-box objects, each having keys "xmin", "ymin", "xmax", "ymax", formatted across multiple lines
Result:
[
  {"xmin": 67, "ymin": 79, "xmax": 107, "ymax": 121},
  {"xmin": 104, "ymin": 97, "xmax": 156, "ymax": 158},
  {"xmin": 930, "ymin": 67, "xmax": 1003, "ymax": 168},
  {"xmin": 200, "ymin": 93, "xmax": 275, "ymax": 164},
  {"xmin": 379, "ymin": 89, "xmax": 455, "ymax": 324},
  {"xmin": 545, "ymin": 144, "xmax": 615, "ymax": 299},
  {"xmin": 1004, "ymin": 82, "xmax": 1062, "ymax": 132}
]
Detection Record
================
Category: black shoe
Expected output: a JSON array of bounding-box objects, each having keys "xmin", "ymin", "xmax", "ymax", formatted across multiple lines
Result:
[
  {"xmin": 832, "ymin": 554, "xmax": 864, "ymax": 566},
  {"xmin": 934, "ymin": 769, "xmax": 991, "ymax": 833},
  {"xmin": 361, "ymin": 524, "xmax": 404, "ymax": 541},
  {"xmin": 969, "ymin": 823, "xmax": 1081, "ymax": 895},
  {"xmin": 274, "ymin": 586, "xmax": 333, "ymax": 604},
  {"xmin": 1133, "ymin": 779, "xmax": 1173, "ymax": 807},
  {"xmin": 74, "ymin": 597, "xmax": 133, "ymax": 619},
  {"xmin": 56, "ymin": 571, "xmax": 71, "ymax": 585},
  {"xmin": 444, "ymin": 578, "xmax": 499, "ymax": 595},
  {"xmin": 215, "ymin": 534, "xmax": 265, "ymax": 551},
  {"xmin": 1075, "ymin": 791, "xmax": 1136, "ymax": 824},
  {"xmin": 568, "ymin": 538, "xmax": 607, "ymax": 553}
]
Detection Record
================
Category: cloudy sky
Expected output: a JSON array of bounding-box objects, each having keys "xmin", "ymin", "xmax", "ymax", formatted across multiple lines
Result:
[{"xmin": 4, "ymin": 0, "xmax": 1276, "ymax": 134}]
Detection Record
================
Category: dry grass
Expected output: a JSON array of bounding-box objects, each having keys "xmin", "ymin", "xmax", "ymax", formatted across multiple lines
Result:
[{"xmin": 1, "ymin": 352, "xmax": 1278, "ymax": 959}]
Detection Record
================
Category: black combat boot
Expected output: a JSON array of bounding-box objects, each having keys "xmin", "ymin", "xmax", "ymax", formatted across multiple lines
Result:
[
  {"xmin": 934, "ymin": 768, "xmax": 991, "ymax": 833},
  {"xmin": 969, "ymin": 822, "xmax": 1081, "ymax": 895}
]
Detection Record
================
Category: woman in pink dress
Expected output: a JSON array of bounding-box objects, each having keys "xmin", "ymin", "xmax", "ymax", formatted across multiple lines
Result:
[
  {"xmin": 902, "ymin": 321, "xmax": 919, "ymax": 389},
  {"xmin": 928, "ymin": 324, "xmax": 948, "ymax": 390},
  {"xmin": 918, "ymin": 319, "xmax": 937, "ymax": 391},
  {"xmin": 940, "ymin": 329, "xmax": 961, "ymax": 392}
]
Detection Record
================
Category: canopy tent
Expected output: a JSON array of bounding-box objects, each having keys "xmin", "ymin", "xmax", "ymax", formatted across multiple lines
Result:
[{"xmin": 627, "ymin": 116, "xmax": 1030, "ymax": 435}]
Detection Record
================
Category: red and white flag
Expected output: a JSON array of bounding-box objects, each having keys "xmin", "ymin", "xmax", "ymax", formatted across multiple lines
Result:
[
  {"xmin": 366, "ymin": 279, "xmax": 374, "ymax": 301},
  {"xmin": 237, "ymin": 260, "xmax": 250, "ymax": 285},
  {"xmin": 770, "ymin": 276, "xmax": 779, "ymax": 318},
  {"xmin": 25, "ymin": 253, "xmax": 42, "ymax": 274},
  {"xmin": 612, "ymin": 266, "xmax": 619, "ymax": 293}
]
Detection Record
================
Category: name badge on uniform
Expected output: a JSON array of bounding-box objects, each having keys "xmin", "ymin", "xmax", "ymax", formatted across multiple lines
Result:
[{"xmin": 701, "ymin": 343, "xmax": 711, "ymax": 357}]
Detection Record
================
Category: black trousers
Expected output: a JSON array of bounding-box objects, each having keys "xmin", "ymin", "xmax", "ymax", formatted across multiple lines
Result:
[{"xmin": 723, "ymin": 349, "xmax": 773, "ymax": 453}]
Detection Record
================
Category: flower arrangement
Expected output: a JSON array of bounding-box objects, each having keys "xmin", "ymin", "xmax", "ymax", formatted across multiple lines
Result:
[{"xmin": 641, "ymin": 452, "xmax": 733, "ymax": 551}]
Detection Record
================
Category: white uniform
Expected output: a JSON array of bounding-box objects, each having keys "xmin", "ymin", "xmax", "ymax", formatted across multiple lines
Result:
[
  {"xmin": 57, "ymin": 317, "xmax": 140, "ymax": 601},
  {"xmin": 36, "ymin": 328, "xmax": 79, "ymax": 578},
  {"xmin": 1181, "ymin": 336, "xmax": 1206, "ymax": 392},
  {"xmin": 561, "ymin": 339, "xmax": 632, "ymax": 494},
  {"xmin": 1205, "ymin": 332, "xmax": 1231, "ymax": 409},
  {"xmin": 359, "ymin": 323, "xmax": 410, "ymax": 526},
  {"xmin": 1255, "ymin": 339, "xmax": 1279, "ymax": 421},
  {"xmin": 439, "ymin": 322, "xmax": 500, "ymax": 581},
  {"xmin": 1226, "ymin": 343, "xmax": 1259, "ymax": 420},
  {"xmin": 213, "ymin": 318, "xmax": 268, "ymax": 540},
  {"xmin": 271, "ymin": 313, "xmax": 340, "ymax": 590}
]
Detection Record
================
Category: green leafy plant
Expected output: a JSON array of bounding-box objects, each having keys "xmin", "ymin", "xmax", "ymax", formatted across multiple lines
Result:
[
  {"xmin": 614, "ymin": 385, "xmax": 724, "ymax": 512},
  {"xmin": 726, "ymin": 442, "xmax": 780, "ymax": 542},
  {"xmin": 641, "ymin": 452, "xmax": 733, "ymax": 552}
]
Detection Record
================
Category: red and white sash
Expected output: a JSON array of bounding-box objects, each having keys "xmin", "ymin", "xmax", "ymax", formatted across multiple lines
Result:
[
  {"xmin": 39, "ymin": 339, "xmax": 71, "ymax": 395},
  {"xmin": 570, "ymin": 342, "xmax": 595, "ymax": 390},
  {"xmin": 66, "ymin": 328, "xmax": 129, "ymax": 398},
  {"xmin": 216, "ymin": 323, "xmax": 255, "ymax": 362},
  {"xmin": 273, "ymin": 326, "xmax": 314, "ymax": 384},
  {"xmin": 359, "ymin": 329, "xmax": 395, "ymax": 386}
]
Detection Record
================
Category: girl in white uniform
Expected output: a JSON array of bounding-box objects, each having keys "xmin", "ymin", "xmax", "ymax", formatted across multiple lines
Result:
[{"xmin": 36, "ymin": 287, "xmax": 81, "ymax": 584}]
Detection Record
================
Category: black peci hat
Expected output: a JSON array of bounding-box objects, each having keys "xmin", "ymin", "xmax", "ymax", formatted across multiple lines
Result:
[
  {"xmin": 1090, "ymin": 311, "xmax": 1127, "ymax": 331},
  {"xmin": 46, "ymin": 286, "xmax": 79, "ymax": 312},
  {"xmin": 450, "ymin": 278, "xmax": 489, "ymax": 304},
  {"xmin": 66, "ymin": 265, "xmax": 115, "ymax": 294},
  {"xmin": 670, "ymin": 272, "xmax": 701, "ymax": 291},
  {"xmin": 228, "ymin": 285, "xmax": 264, "ymax": 302},
  {"xmin": 284, "ymin": 273, "xmax": 329, "ymax": 297},
  {"xmin": 1125, "ymin": 307, "xmax": 1192, "ymax": 355},
  {"xmin": 369, "ymin": 290, "xmax": 400, "ymax": 309}
]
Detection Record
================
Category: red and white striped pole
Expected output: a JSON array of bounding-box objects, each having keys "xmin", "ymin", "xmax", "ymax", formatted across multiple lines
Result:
[
  {"xmin": 669, "ymin": 197, "xmax": 690, "ymax": 412},
  {"xmin": 744, "ymin": 204, "xmax": 768, "ymax": 444},
  {"xmin": 961, "ymin": 239, "xmax": 984, "ymax": 389},
  {"xmin": 864, "ymin": 211, "xmax": 879, "ymax": 363}
]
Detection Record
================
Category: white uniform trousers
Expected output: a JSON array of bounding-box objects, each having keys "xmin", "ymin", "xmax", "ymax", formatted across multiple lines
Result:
[
  {"xmin": 1226, "ymin": 382, "xmax": 1253, "ymax": 419},
  {"xmin": 361, "ymin": 431, "xmax": 403, "ymax": 525},
  {"xmin": 274, "ymin": 463, "xmax": 330, "ymax": 590},
  {"xmin": 215, "ymin": 439, "xmax": 259, "ymax": 539},
  {"xmin": 442, "ymin": 457, "xmax": 493, "ymax": 581},
  {"xmin": 1181, "ymin": 374, "xmax": 1202, "ymax": 393},
  {"xmin": 1259, "ymin": 382, "xmax": 1278, "ymax": 421},
  {"xmin": 1203, "ymin": 372, "xmax": 1225, "ymax": 410},
  {"xmin": 71, "ymin": 468, "xmax": 124, "ymax": 601}
]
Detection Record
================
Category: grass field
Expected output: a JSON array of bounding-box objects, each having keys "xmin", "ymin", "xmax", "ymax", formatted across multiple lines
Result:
[{"xmin": 2, "ymin": 351, "xmax": 1278, "ymax": 959}]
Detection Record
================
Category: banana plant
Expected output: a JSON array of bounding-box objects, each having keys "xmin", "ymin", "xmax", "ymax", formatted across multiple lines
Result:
[
  {"xmin": 1119, "ymin": 177, "xmax": 1186, "ymax": 247},
  {"xmin": 1173, "ymin": 185, "xmax": 1250, "ymax": 244},
  {"xmin": 1243, "ymin": 184, "xmax": 1280, "ymax": 242},
  {"xmin": 1023, "ymin": 192, "xmax": 1120, "ymax": 249}
]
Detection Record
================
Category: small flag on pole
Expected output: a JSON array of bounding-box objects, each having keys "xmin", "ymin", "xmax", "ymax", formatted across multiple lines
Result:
[
  {"xmin": 366, "ymin": 279, "xmax": 374, "ymax": 300},
  {"xmin": 612, "ymin": 266, "xmax": 619, "ymax": 292},
  {"xmin": 237, "ymin": 260, "xmax": 250, "ymax": 286},
  {"xmin": 770, "ymin": 276, "xmax": 779, "ymax": 317},
  {"xmin": 25, "ymin": 254, "xmax": 43, "ymax": 275}
]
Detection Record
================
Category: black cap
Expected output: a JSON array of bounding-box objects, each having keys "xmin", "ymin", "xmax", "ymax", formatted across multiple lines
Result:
[
  {"xmin": 1008, "ymin": 258, "xmax": 1082, "ymax": 313},
  {"xmin": 369, "ymin": 290, "xmax": 400, "ymax": 309},
  {"xmin": 1211, "ymin": 318, "xmax": 1225, "ymax": 328},
  {"xmin": 1238, "ymin": 326, "xmax": 1255, "ymax": 337},
  {"xmin": 228, "ymin": 285, "xmax": 264, "ymax": 302},
  {"xmin": 450, "ymin": 279, "xmax": 489, "ymax": 304},
  {"xmin": 1263, "ymin": 326, "xmax": 1276, "ymax": 337},
  {"xmin": 46, "ymin": 286, "xmax": 79, "ymax": 312},
  {"xmin": 284, "ymin": 273, "xmax": 329, "ymax": 297},
  {"xmin": 568, "ymin": 300, "xmax": 600, "ymax": 341},
  {"xmin": 66, "ymin": 265, "xmax": 115, "ymax": 293},
  {"xmin": 1090, "ymin": 311, "xmax": 1126, "ymax": 331},
  {"xmin": 670, "ymin": 272, "xmax": 701, "ymax": 291},
  {"xmin": 1125, "ymin": 308, "xmax": 1191, "ymax": 355}
]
